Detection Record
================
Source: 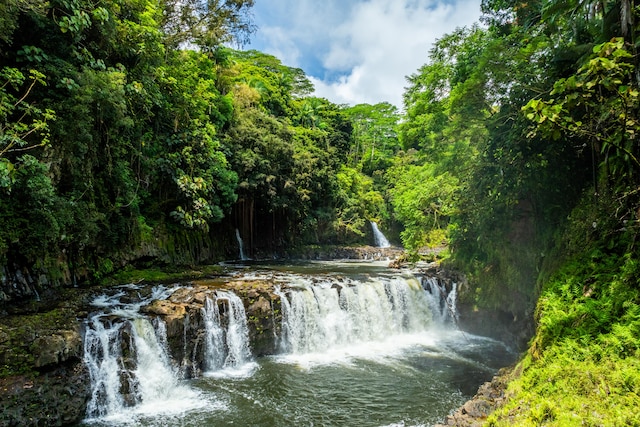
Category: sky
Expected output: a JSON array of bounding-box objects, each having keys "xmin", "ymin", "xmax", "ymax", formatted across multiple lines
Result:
[{"xmin": 245, "ymin": 0, "xmax": 482, "ymax": 108}]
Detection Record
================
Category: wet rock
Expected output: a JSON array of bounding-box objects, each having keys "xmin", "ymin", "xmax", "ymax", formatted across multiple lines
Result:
[
  {"xmin": 435, "ymin": 368, "xmax": 511, "ymax": 427},
  {"xmin": 143, "ymin": 299, "xmax": 187, "ymax": 317},
  {"xmin": 248, "ymin": 295, "xmax": 270, "ymax": 314}
]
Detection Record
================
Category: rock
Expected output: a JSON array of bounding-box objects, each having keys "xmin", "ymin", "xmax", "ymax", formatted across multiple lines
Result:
[
  {"xmin": 142, "ymin": 299, "xmax": 187, "ymax": 318},
  {"xmin": 0, "ymin": 361, "xmax": 90, "ymax": 426},
  {"xmin": 461, "ymin": 398, "xmax": 492, "ymax": 418},
  {"xmin": 248, "ymin": 295, "xmax": 271, "ymax": 314},
  {"xmin": 435, "ymin": 368, "xmax": 512, "ymax": 427},
  {"xmin": 168, "ymin": 287, "xmax": 196, "ymax": 304},
  {"xmin": 31, "ymin": 329, "xmax": 82, "ymax": 368}
]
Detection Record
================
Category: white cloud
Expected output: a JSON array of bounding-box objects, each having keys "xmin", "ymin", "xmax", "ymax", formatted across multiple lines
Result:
[{"xmin": 247, "ymin": 0, "xmax": 482, "ymax": 107}]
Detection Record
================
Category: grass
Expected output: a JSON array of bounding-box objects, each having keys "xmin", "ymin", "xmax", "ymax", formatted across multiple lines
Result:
[{"xmin": 486, "ymin": 249, "xmax": 640, "ymax": 426}]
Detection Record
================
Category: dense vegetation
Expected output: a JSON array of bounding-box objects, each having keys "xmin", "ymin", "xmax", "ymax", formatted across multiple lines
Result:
[
  {"xmin": 0, "ymin": 0, "xmax": 389, "ymax": 289},
  {"xmin": 2, "ymin": 0, "xmax": 640, "ymax": 423},
  {"xmin": 422, "ymin": 0, "xmax": 640, "ymax": 423}
]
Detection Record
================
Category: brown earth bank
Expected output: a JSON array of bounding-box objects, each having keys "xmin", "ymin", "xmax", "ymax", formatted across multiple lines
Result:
[{"xmin": 0, "ymin": 253, "xmax": 530, "ymax": 426}]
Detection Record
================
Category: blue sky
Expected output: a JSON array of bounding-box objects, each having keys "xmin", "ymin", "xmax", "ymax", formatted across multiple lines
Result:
[{"xmin": 245, "ymin": 0, "xmax": 482, "ymax": 107}]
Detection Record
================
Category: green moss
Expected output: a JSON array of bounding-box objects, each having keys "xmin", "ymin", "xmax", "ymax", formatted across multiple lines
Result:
[
  {"xmin": 103, "ymin": 264, "xmax": 226, "ymax": 286},
  {"xmin": 0, "ymin": 305, "xmax": 79, "ymax": 378}
]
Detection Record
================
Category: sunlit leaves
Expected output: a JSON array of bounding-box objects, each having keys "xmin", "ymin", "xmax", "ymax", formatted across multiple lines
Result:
[
  {"xmin": 0, "ymin": 68, "xmax": 55, "ymax": 164},
  {"xmin": 523, "ymin": 38, "xmax": 640, "ymax": 177},
  {"xmin": 388, "ymin": 161, "xmax": 458, "ymax": 254}
]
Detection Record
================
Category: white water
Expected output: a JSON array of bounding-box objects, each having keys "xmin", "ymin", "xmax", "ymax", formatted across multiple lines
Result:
[
  {"xmin": 203, "ymin": 290, "xmax": 255, "ymax": 376},
  {"xmin": 80, "ymin": 265, "xmax": 511, "ymax": 426},
  {"xmin": 371, "ymin": 221, "xmax": 391, "ymax": 248},
  {"xmin": 84, "ymin": 317, "xmax": 127, "ymax": 418},
  {"xmin": 422, "ymin": 276, "xmax": 458, "ymax": 324},
  {"xmin": 83, "ymin": 287, "xmax": 211, "ymax": 423},
  {"xmin": 235, "ymin": 228, "xmax": 248, "ymax": 260},
  {"xmin": 275, "ymin": 274, "xmax": 450, "ymax": 366}
]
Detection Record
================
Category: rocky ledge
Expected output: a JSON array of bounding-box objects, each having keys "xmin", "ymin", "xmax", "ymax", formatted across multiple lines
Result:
[{"xmin": 436, "ymin": 367, "xmax": 512, "ymax": 427}]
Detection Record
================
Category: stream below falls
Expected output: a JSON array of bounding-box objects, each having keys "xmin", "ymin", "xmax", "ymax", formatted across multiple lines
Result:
[{"xmin": 78, "ymin": 261, "xmax": 516, "ymax": 427}]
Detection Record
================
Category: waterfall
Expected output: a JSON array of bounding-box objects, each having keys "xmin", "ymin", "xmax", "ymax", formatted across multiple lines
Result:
[
  {"xmin": 422, "ymin": 276, "xmax": 458, "ymax": 324},
  {"xmin": 235, "ymin": 228, "xmax": 248, "ymax": 260},
  {"xmin": 371, "ymin": 221, "xmax": 391, "ymax": 248},
  {"xmin": 84, "ymin": 287, "xmax": 206, "ymax": 422},
  {"xmin": 275, "ymin": 274, "xmax": 452, "ymax": 358},
  {"xmin": 82, "ymin": 268, "xmax": 461, "ymax": 422},
  {"xmin": 84, "ymin": 316, "xmax": 128, "ymax": 417},
  {"xmin": 84, "ymin": 316, "xmax": 202, "ymax": 420},
  {"xmin": 202, "ymin": 290, "xmax": 253, "ymax": 374}
]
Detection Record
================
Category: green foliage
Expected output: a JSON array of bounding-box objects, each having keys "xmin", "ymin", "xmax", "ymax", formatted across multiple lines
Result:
[
  {"xmin": 343, "ymin": 102, "xmax": 401, "ymax": 175},
  {"xmin": 523, "ymin": 37, "xmax": 640, "ymax": 189},
  {"xmin": 0, "ymin": 0, "xmax": 257, "ymax": 281},
  {"xmin": 489, "ymin": 228, "xmax": 640, "ymax": 425},
  {"xmin": 1, "ymin": 68, "xmax": 55, "ymax": 162},
  {"xmin": 388, "ymin": 160, "xmax": 458, "ymax": 254},
  {"xmin": 333, "ymin": 166, "xmax": 386, "ymax": 240},
  {"xmin": 160, "ymin": 0, "xmax": 255, "ymax": 50},
  {"xmin": 0, "ymin": 155, "xmax": 62, "ymax": 263}
]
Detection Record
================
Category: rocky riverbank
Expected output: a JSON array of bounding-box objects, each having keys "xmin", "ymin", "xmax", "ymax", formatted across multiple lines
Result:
[{"xmin": 435, "ymin": 367, "xmax": 514, "ymax": 426}]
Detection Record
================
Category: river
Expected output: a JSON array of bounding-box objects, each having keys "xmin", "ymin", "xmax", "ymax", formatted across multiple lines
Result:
[{"xmin": 79, "ymin": 261, "xmax": 515, "ymax": 427}]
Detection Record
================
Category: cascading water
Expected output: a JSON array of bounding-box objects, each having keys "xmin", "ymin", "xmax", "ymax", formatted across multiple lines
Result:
[
  {"xmin": 422, "ymin": 276, "xmax": 458, "ymax": 324},
  {"xmin": 275, "ymin": 273, "xmax": 450, "ymax": 362},
  {"xmin": 79, "ymin": 263, "xmax": 515, "ymax": 427},
  {"xmin": 371, "ymin": 221, "xmax": 391, "ymax": 248},
  {"xmin": 83, "ymin": 286, "xmax": 209, "ymax": 423},
  {"xmin": 84, "ymin": 316, "xmax": 128, "ymax": 418},
  {"xmin": 202, "ymin": 290, "xmax": 254, "ymax": 374}
]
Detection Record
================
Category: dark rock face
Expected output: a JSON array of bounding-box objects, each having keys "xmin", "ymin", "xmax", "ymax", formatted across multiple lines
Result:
[
  {"xmin": 0, "ymin": 361, "xmax": 90, "ymax": 426},
  {"xmin": 456, "ymin": 303, "xmax": 534, "ymax": 352},
  {"xmin": 424, "ymin": 265, "xmax": 534, "ymax": 352}
]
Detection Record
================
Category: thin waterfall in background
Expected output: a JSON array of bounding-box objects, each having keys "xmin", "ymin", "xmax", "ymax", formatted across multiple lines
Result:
[
  {"xmin": 235, "ymin": 228, "xmax": 248, "ymax": 260},
  {"xmin": 371, "ymin": 221, "xmax": 391, "ymax": 248}
]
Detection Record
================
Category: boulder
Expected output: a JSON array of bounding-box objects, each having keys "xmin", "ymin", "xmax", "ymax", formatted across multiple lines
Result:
[{"xmin": 31, "ymin": 329, "xmax": 82, "ymax": 368}]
